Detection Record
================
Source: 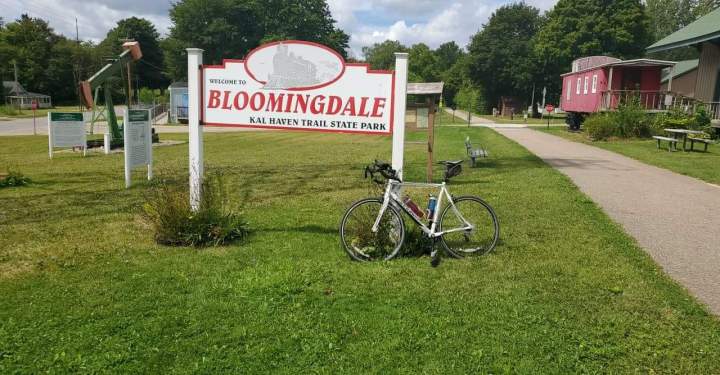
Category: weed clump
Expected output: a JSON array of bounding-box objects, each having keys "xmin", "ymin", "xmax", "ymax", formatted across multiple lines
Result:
[
  {"xmin": 0, "ymin": 170, "xmax": 31, "ymax": 188},
  {"xmin": 141, "ymin": 172, "xmax": 249, "ymax": 247}
]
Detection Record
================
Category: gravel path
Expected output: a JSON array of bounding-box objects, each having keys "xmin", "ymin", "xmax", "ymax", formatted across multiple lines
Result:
[{"xmin": 496, "ymin": 127, "xmax": 720, "ymax": 315}]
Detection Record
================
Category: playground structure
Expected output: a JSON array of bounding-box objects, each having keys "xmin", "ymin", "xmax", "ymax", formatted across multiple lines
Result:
[{"xmin": 79, "ymin": 41, "xmax": 142, "ymax": 141}]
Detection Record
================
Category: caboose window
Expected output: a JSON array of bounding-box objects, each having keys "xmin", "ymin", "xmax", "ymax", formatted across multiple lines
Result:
[
  {"xmin": 583, "ymin": 76, "xmax": 589, "ymax": 94},
  {"xmin": 591, "ymin": 75, "xmax": 598, "ymax": 93},
  {"xmin": 566, "ymin": 80, "xmax": 572, "ymax": 101},
  {"xmin": 576, "ymin": 78, "xmax": 581, "ymax": 95}
]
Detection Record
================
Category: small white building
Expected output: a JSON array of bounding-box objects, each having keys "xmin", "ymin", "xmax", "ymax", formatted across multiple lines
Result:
[
  {"xmin": 168, "ymin": 81, "xmax": 188, "ymax": 123},
  {"xmin": 2, "ymin": 81, "xmax": 52, "ymax": 109}
]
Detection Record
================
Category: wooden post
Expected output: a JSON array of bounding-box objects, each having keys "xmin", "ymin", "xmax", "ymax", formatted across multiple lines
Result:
[{"xmin": 427, "ymin": 97, "xmax": 435, "ymax": 183}]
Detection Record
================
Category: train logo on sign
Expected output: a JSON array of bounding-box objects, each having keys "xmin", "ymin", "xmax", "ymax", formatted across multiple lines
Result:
[
  {"xmin": 245, "ymin": 42, "xmax": 345, "ymax": 90},
  {"xmin": 202, "ymin": 40, "xmax": 395, "ymax": 135}
]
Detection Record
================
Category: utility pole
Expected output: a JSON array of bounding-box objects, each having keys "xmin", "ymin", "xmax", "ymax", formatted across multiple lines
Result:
[
  {"xmin": 530, "ymin": 83, "xmax": 535, "ymax": 117},
  {"xmin": 75, "ymin": 17, "xmax": 82, "ymax": 111},
  {"xmin": 13, "ymin": 60, "xmax": 18, "ymax": 83}
]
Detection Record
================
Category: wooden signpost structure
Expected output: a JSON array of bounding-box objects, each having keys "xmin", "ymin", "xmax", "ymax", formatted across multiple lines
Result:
[
  {"xmin": 406, "ymin": 82, "xmax": 443, "ymax": 182},
  {"xmin": 186, "ymin": 40, "xmax": 408, "ymax": 210}
]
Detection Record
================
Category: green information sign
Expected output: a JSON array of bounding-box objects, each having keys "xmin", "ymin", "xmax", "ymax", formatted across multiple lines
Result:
[
  {"xmin": 50, "ymin": 112, "xmax": 84, "ymax": 122},
  {"xmin": 48, "ymin": 112, "xmax": 86, "ymax": 158},
  {"xmin": 128, "ymin": 110, "xmax": 149, "ymax": 122}
]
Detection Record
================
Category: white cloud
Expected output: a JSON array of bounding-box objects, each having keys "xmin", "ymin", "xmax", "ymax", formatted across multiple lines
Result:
[
  {"xmin": 1, "ymin": 0, "xmax": 171, "ymax": 42},
  {"xmin": 329, "ymin": 0, "xmax": 557, "ymax": 58},
  {"xmin": 3, "ymin": 0, "xmax": 557, "ymax": 58}
]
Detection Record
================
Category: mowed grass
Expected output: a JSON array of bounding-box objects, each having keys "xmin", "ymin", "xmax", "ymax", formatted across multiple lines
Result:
[
  {"xmin": 539, "ymin": 127, "xmax": 720, "ymax": 185},
  {"xmin": 0, "ymin": 105, "xmax": 81, "ymax": 119},
  {"xmin": 1, "ymin": 120, "xmax": 719, "ymax": 373}
]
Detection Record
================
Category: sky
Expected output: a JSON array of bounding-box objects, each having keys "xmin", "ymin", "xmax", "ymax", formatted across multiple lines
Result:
[{"xmin": 1, "ymin": 0, "xmax": 558, "ymax": 58}]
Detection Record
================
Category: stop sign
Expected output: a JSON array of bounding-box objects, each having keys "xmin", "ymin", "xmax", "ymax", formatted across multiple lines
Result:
[
  {"xmin": 31, "ymin": 100, "xmax": 38, "ymax": 110},
  {"xmin": 545, "ymin": 104, "xmax": 554, "ymax": 113}
]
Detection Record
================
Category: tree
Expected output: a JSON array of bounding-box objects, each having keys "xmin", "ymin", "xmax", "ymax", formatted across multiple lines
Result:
[
  {"xmin": 98, "ymin": 17, "xmax": 167, "ymax": 89},
  {"xmin": 646, "ymin": 0, "xmax": 720, "ymax": 60},
  {"xmin": 1, "ymin": 15, "xmax": 58, "ymax": 95},
  {"xmin": 467, "ymin": 3, "xmax": 542, "ymax": 111},
  {"xmin": 259, "ymin": 0, "xmax": 349, "ymax": 56},
  {"xmin": 533, "ymin": 0, "xmax": 652, "ymax": 104},
  {"xmin": 362, "ymin": 40, "xmax": 407, "ymax": 70},
  {"xmin": 440, "ymin": 55, "xmax": 469, "ymax": 108},
  {"xmin": 434, "ymin": 41, "xmax": 463, "ymax": 71},
  {"xmin": 163, "ymin": 0, "xmax": 348, "ymax": 81},
  {"xmin": 408, "ymin": 43, "xmax": 439, "ymax": 82}
]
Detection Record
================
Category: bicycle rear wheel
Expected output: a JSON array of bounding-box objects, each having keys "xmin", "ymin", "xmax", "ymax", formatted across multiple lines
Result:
[
  {"xmin": 340, "ymin": 198, "xmax": 405, "ymax": 261},
  {"xmin": 439, "ymin": 196, "xmax": 499, "ymax": 258}
]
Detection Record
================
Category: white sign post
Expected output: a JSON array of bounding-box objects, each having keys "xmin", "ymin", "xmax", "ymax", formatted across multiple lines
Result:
[
  {"xmin": 187, "ymin": 48, "xmax": 204, "ymax": 210},
  {"xmin": 48, "ymin": 112, "xmax": 86, "ymax": 158},
  {"xmin": 392, "ymin": 53, "xmax": 408, "ymax": 180},
  {"xmin": 186, "ymin": 41, "xmax": 406, "ymax": 210},
  {"xmin": 123, "ymin": 109, "xmax": 153, "ymax": 188}
]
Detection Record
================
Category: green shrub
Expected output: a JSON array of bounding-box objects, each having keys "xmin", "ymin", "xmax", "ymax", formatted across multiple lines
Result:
[
  {"xmin": 0, "ymin": 105, "xmax": 20, "ymax": 117},
  {"xmin": 141, "ymin": 172, "xmax": 249, "ymax": 247},
  {"xmin": 0, "ymin": 170, "xmax": 31, "ymax": 188},
  {"xmin": 612, "ymin": 99, "xmax": 650, "ymax": 138},
  {"xmin": 694, "ymin": 105, "xmax": 711, "ymax": 129},
  {"xmin": 584, "ymin": 114, "xmax": 616, "ymax": 141}
]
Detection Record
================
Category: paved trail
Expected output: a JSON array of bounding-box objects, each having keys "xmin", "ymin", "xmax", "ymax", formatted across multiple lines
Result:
[{"xmin": 496, "ymin": 127, "xmax": 720, "ymax": 315}]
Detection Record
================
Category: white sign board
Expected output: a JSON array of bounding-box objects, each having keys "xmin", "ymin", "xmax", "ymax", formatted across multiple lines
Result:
[
  {"xmin": 185, "ymin": 41, "xmax": 408, "ymax": 211},
  {"xmin": 123, "ymin": 109, "xmax": 153, "ymax": 188},
  {"xmin": 203, "ymin": 40, "xmax": 395, "ymax": 135},
  {"xmin": 48, "ymin": 112, "xmax": 86, "ymax": 158}
]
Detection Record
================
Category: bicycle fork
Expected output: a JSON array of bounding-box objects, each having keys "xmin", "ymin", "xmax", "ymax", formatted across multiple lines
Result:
[{"xmin": 371, "ymin": 184, "xmax": 394, "ymax": 233}]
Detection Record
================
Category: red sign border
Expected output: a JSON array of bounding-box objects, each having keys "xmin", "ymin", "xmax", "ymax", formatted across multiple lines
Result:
[{"xmin": 200, "ymin": 40, "xmax": 396, "ymax": 136}]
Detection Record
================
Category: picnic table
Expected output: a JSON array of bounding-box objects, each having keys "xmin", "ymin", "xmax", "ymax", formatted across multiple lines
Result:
[
  {"xmin": 712, "ymin": 124, "xmax": 720, "ymax": 138},
  {"xmin": 663, "ymin": 128, "xmax": 707, "ymax": 151}
]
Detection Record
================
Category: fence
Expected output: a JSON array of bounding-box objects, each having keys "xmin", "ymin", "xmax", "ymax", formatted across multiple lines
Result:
[{"xmin": 600, "ymin": 90, "xmax": 720, "ymax": 122}]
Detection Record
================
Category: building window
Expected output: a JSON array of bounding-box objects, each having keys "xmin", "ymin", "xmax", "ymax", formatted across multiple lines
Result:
[
  {"xmin": 591, "ymin": 74, "xmax": 598, "ymax": 93},
  {"xmin": 576, "ymin": 77, "xmax": 581, "ymax": 95},
  {"xmin": 566, "ymin": 80, "xmax": 572, "ymax": 101},
  {"xmin": 583, "ymin": 76, "xmax": 589, "ymax": 94}
]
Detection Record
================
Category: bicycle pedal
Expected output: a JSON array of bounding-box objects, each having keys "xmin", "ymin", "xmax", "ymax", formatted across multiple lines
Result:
[{"xmin": 430, "ymin": 249, "xmax": 441, "ymax": 267}]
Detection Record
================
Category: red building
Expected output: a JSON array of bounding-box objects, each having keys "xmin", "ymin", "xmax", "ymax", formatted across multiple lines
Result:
[{"xmin": 560, "ymin": 56, "xmax": 675, "ymax": 129}]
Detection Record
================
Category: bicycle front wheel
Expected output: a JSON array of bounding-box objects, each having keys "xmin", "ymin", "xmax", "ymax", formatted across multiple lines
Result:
[
  {"xmin": 340, "ymin": 198, "xmax": 405, "ymax": 261},
  {"xmin": 439, "ymin": 196, "xmax": 499, "ymax": 258}
]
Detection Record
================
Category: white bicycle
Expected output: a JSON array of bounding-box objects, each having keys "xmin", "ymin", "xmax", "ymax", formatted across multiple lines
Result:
[{"xmin": 340, "ymin": 160, "xmax": 499, "ymax": 266}]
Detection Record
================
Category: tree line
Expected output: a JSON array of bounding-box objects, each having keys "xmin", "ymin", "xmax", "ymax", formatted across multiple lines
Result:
[
  {"xmin": 1, "ymin": 0, "xmax": 718, "ymax": 110},
  {"xmin": 364, "ymin": 0, "xmax": 718, "ymax": 114},
  {"xmin": 0, "ymin": 0, "xmax": 348, "ymax": 105}
]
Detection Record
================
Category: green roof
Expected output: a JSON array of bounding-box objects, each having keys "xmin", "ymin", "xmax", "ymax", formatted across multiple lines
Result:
[
  {"xmin": 661, "ymin": 59, "xmax": 699, "ymax": 83},
  {"xmin": 647, "ymin": 7, "xmax": 720, "ymax": 53}
]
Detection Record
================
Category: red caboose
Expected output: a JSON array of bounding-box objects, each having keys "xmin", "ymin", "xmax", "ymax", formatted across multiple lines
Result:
[{"xmin": 560, "ymin": 56, "xmax": 676, "ymax": 129}]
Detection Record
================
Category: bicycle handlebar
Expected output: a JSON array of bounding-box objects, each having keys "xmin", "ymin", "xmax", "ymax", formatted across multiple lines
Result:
[{"xmin": 364, "ymin": 160, "xmax": 399, "ymax": 184}]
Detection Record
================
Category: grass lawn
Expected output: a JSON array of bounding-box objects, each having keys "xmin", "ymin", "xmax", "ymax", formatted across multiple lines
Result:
[
  {"xmin": 539, "ymin": 127, "xmax": 720, "ymax": 185},
  {"xmin": 1, "ymin": 119, "xmax": 719, "ymax": 372},
  {"xmin": 0, "ymin": 105, "xmax": 82, "ymax": 119}
]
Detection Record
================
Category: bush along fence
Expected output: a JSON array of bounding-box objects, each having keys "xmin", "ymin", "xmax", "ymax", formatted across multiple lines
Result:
[{"xmin": 584, "ymin": 98, "xmax": 715, "ymax": 141}]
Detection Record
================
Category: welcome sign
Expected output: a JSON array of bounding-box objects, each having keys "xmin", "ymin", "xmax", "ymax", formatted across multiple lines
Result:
[{"xmin": 202, "ymin": 40, "xmax": 395, "ymax": 134}]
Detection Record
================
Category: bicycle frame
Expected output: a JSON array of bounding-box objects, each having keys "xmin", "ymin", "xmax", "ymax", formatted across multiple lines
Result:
[{"xmin": 372, "ymin": 180, "xmax": 474, "ymax": 238}]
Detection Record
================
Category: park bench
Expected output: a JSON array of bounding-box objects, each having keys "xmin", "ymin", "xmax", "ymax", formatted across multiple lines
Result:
[
  {"xmin": 465, "ymin": 137, "xmax": 488, "ymax": 167},
  {"xmin": 688, "ymin": 137, "xmax": 713, "ymax": 152},
  {"xmin": 652, "ymin": 135, "xmax": 679, "ymax": 151}
]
